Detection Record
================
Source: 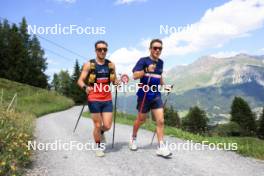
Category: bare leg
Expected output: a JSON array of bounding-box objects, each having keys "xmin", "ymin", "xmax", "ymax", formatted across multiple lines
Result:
[
  {"xmin": 101, "ymin": 112, "xmax": 112, "ymax": 132},
  {"xmin": 132, "ymin": 113, "xmax": 148, "ymax": 137},
  {"xmin": 151, "ymin": 108, "xmax": 164, "ymax": 143},
  {"xmin": 91, "ymin": 113, "xmax": 102, "ymax": 143}
]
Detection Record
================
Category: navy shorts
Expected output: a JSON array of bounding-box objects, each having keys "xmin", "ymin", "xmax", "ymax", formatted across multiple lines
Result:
[
  {"xmin": 88, "ymin": 100, "xmax": 113, "ymax": 113},
  {"xmin": 137, "ymin": 96, "xmax": 163, "ymax": 113}
]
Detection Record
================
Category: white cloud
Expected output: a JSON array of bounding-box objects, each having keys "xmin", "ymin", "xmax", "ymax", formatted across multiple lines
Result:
[
  {"xmin": 162, "ymin": 0, "xmax": 264, "ymax": 56},
  {"xmin": 210, "ymin": 51, "xmax": 245, "ymax": 58},
  {"xmin": 260, "ymin": 48, "xmax": 264, "ymax": 51},
  {"xmin": 109, "ymin": 47, "xmax": 147, "ymax": 74},
  {"xmin": 115, "ymin": 0, "xmax": 147, "ymax": 5},
  {"xmin": 110, "ymin": 0, "xmax": 264, "ymax": 72}
]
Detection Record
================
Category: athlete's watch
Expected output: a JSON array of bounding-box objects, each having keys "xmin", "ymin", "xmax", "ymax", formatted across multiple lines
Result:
[{"xmin": 82, "ymin": 85, "xmax": 87, "ymax": 91}]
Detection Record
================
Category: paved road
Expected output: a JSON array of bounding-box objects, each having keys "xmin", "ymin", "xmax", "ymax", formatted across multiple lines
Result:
[{"xmin": 26, "ymin": 106, "xmax": 264, "ymax": 176}]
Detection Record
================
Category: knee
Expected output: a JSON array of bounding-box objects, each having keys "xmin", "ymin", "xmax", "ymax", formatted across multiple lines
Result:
[
  {"xmin": 103, "ymin": 123, "xmax": 112, "ymax": 131},
  {"xmin": 94, "ymin": 122, "xmax": 101, "ymax": 129},
  {"xmin": 156, "ymin": 118, "xmax": 164, "ymax": 127},
  {"xmin": 137, "ymin": 117, "xmax": 146, "ymax": 124}
]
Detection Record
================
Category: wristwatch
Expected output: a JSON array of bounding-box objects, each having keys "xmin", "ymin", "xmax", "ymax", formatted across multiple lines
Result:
[{"xmin": 82, "ymin": 85, "xmax": 87, "ymax": 91}]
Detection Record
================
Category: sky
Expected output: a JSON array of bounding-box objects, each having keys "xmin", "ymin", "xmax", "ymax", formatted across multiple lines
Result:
[{"xmin": 1, "ymin": 0, "xmax": 264, "ymax": 81}]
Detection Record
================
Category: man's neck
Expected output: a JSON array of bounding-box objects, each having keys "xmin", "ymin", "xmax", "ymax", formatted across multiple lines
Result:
[
  {"xmin": 150, "ymin": 55, "xmax": 159, "ymax": 62},
  {"xmin": 96, "ymin": 57, "xmax": 105, "ymax": 64}
]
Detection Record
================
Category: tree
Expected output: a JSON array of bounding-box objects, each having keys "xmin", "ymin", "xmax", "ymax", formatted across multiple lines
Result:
[
  {"xmin": 27, "ymin": 35, "xmax": 48, "ymax": 87},
  {"xmin": 164, "ymin": 106, "xmax": 181, "ymax": 128},
  {"xmin": 69, "ymin": 60, "xmax": 86, "ymax": 104},
  {"xmin": 182, "ymin": 106, "xmax": 209, "ymax": 134},
  {"xmin": 258, "ymin": 107, "xmax": 264, "ymax": 139},
  {"xmin": 58, "ymin": 70, "xmax": 71, "ymax": 96},
  {"xmin": 51, "ymin": 73, "xmax": 59, "ymax": 91},
  {"xmin": 230, "ymin": 96, "xmax": 256, "ymax": 136},
  {"xmin": 0, "ymin": 17, "xmax": 48, "ymax": 88}
]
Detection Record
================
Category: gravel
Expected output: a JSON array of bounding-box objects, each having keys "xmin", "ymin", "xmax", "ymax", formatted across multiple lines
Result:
[{"xmin": 25, "ymin": 106, "xmax": 264, "ymax": 176}]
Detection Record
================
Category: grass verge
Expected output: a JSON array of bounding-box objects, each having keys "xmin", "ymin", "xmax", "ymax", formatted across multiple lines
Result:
[{"xmin": 0, "ymin": 78, "xmax": 74, "ymax": 176}]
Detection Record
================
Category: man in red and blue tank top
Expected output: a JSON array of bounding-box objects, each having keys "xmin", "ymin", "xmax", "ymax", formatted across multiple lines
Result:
[{"xmin": 78, "ymin": 40, "xmax": 117, "ymax": 157}]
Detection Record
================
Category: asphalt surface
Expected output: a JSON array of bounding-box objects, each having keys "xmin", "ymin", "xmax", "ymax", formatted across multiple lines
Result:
[{"xmin": 26, "ymin": 106, "xmax": 264, "ymax": 176}]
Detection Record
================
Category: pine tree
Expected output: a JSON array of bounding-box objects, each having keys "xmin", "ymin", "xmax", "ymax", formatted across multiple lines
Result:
[
  {"xmin": 0, "ymin": 17, "xmax": 48, "ymax": 88},
  {"xmin": 164, "ymin": 106, "xmax": 181, "ymax": 128},
  {"xmin": 0, "ymin": 19, "xmax": 10, "ymax": 78},
  {"xmin": 27, "ymin": 35, "xmax": 48, "ymax": 87},
  {"xmin": 258, "ymin": 107, "xmax": 264, "ymax": 139},
  {"xmin": 182, "ymin": 106, "xmax": 208, "ymax": 134},
  {"xmin": 230, "ymin": 96, "xmax": 256, "ymax": 136},
  {"xmin": 51, "ymin": 73, "xmax": 59, "ymax": 91},
  {"xmin": 69, "ymin": 60, "xmax": 86, "ymax": 103}
]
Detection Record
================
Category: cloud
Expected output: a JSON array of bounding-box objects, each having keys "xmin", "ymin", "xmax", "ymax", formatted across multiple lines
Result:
[
  {"xmin": 110, "ymin": 0, "xmax": 264, "ymax": 73},
  {"xmin": 109, "ymin": 47, "xmax": 147, "ymax": 74},
  {"xmin": 115, "ymin": 0, "xmax": 147, "ymax": 5},
  {"xmin": 162, "ymin": 0, "xmax": 264, "ymax": 56},
  {"xmin": 209, "ymin": 51, "xmax": 246, "ymax": 58}
]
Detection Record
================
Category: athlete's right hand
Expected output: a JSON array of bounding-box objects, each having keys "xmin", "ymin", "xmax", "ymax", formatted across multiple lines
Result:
[
  {"xmin": 146, "ymin": 64, "xmax": 156, "ymax": 72},
  {"xmin": 85, "ymin": 86, "xmax": 93, "ymax": 94}
]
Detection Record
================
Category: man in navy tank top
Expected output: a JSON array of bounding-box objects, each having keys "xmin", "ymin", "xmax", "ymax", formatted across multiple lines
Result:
[{"xmin": 129, "ymin": 39, "xmax": 172, "ymax": 157}]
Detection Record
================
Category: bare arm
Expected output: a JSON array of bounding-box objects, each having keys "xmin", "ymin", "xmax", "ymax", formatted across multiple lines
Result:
[
  {"xmin": 160, "ymin": 75, "xmax": 165, "ymax": 85},
  {"xmin": 77, "ymin": 62, "xmax": 90, "ymax": 91},
  {"xmin": 112, "ymin": 63, "xmax": 119, "ymax": 85},
  {"xmin": 133, "ymin": 70, "xmax": 145, "ymax": 80}
]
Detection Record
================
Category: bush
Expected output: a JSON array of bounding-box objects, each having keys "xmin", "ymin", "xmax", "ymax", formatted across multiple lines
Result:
[
  {"xmin": 213, "ymin": 122, "xmax": 242, "ymax": 137},
  {"xmin": 0, "ymin": 107, "xmax": 34, "ymax": 176}
]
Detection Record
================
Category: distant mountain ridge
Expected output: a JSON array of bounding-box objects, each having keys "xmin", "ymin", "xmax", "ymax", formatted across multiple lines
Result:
[{"xmin": 165, "ymin": 54, "xmax": 264, "ymax": 93}]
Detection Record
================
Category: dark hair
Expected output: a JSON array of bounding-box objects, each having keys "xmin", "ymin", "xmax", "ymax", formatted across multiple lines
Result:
[
  {"xmin": 150, "ymin": 39, "xmax": 162, "ymax": 48},
  {"xmin": 95, "ymin": 40, "xmax": 108, "ymax": 48}
]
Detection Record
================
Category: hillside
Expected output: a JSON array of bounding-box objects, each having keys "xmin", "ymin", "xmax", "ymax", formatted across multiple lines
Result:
[{"xmin": 165, "ymin": 54, "xmax": 264, "ymax": 93}]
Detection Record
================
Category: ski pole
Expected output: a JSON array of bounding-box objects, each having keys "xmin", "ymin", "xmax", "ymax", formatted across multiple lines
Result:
[
  {"xmin": 112, "ymin": 86, "xmax": 118, "ymax": 148},
  {"xmin": 150, "ymin": 85, "xmax": 173, "ymax": 145},
  {"xmin": 73, "ymin": 103, "xmax": 86, "ymax": 133}
]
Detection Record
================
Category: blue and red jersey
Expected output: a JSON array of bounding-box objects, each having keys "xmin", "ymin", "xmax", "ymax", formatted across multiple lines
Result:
[{"xmin": 132, "ymin": 56, "xmax": 163, "ymax": 100}]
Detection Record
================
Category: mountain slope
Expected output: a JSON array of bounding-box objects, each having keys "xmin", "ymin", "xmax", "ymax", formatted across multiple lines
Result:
[{"xmin": 165, "ymin": 54, "xmax": 264, "ymax": 93}]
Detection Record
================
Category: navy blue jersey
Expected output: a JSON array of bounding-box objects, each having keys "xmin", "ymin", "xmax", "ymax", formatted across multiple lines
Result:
[{"xmin": 132, "ymin": 56, "xmax": 163, "ymax": 100}]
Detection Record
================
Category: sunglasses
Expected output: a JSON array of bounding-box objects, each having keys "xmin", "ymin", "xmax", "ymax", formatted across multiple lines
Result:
[
  {"xmin": 96, "ymin": 48, "xmax": 108, "ymax": 52},
  {"xmin": 152, "ymin": 47, "xmax": 162, "ymax": 51}
]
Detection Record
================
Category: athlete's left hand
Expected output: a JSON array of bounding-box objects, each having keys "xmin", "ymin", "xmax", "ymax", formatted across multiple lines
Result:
[
  {"xmin": 164, "ymin": 85, "xmax": 173, "ymax": 92},
  {"xmin": 113, "ymin": 79, "xmax": 121, "ymax": 85}
]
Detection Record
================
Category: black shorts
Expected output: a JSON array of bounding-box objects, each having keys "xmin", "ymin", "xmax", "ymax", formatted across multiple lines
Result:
[
  {"xmin": 87, "ymin": 100, "xmax": 113, "ymax": 113},
  {"xmin": 137, "ymin": 96, "xmax": 163, "ymax": 113}
]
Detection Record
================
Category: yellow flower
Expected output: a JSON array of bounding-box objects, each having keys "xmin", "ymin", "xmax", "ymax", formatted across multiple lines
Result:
[
  {"xmin": 1, "ymin": 162, "xmax": 6, "ymax": 166},
  {"xmin": 10, "ymin": 165, "xmax": 16, "ymax": 171}
]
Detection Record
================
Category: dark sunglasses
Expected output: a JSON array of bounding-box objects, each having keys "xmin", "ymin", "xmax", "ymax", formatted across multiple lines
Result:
[
  {"xmin": 152, "ymin": 47, "xmax": 162, "ymax": 51},
  {"xmin": 96, "ymin": 48, "xmax": 108, "ymax": 52}
]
